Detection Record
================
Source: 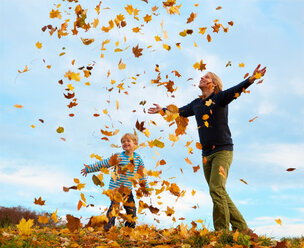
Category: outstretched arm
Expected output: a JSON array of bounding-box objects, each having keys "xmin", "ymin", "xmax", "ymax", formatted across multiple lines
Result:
[
  {"xmin": 148, "ymin": 103, "xmax": 162, "ymax": 114},
  {"xmin": 81, "ymin": 164, "xmax": 88, "ymax": 177},
  {"xmin": 148, "ymin": 103, "xmax": 194, "ymax": 117},
  {"xmin": 220, "ymin": 64, "xmax": 267, "ymax": 106},
  {"xmin": 249, "ymin": 64, "xmax": 267, "ymax": 83}
]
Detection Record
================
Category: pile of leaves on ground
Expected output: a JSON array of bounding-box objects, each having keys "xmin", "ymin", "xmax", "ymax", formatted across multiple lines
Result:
[{"xmin": 1, "ymin": 218, "xmax": 303, "ymax": 248}]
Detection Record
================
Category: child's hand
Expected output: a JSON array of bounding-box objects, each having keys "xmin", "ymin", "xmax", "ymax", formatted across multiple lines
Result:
[{"xmin": 81, "ymin": 164, "xmax": 88, "ymax": 177}]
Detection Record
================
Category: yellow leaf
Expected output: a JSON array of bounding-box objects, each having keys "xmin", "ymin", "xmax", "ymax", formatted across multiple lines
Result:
[
  {"xmin": 64, "ymin": 70, "xmax": 81, "ymax": 81},
  {"xmin": 80, "ymin": 193, "xmax": 86, "ymax": 203},
  {"xmin": 85, "ymin": 82, "xmax": 90, "ymax": 86},
  {"xmin": 154, "ymin": 35, "xmax": 162, "ymax": 42},
  {"xmin": 163, "ymin": 44, "xmax": 171, "ymax": 51},
  {"xmin": 205, "ymin": 99, "xmax": 213, "ymax": 106},
  {"xmin": 116, "ymin": 100, "xmax": 119, "ymax": 110},
  {"xmin": 169, "ymin": 134, "xmax": 179, "ymax": 143},
  {"xmin": 199, "ymin": 27, "xmax": 207, "ymax": 35},
  {"xmin": 50, "ymin": 9, "xmax": 62, "ymax": 19},
  {"xmin": 103, "ymin": 109, "xmax": 108, "ymax": 114},
  {"xmin": 16, "ymin": 218, "xmax": 34, "ymax": 235},
  {"xmin": 233, "ymin": 229, "xmax": 239, "ymax": 241},
  {"xmin": 77, "ymin": 183, "xmax": 85, "ymax": 190},
  {"xmin": 254, "ymin": 72, "xmax": 262, "ymax": 79},
  {"xmin": 81, "ymin": 38, "xmax": 95, "ymax": 46},
  {"xmin": 143, "ymin": 14, "xmax": 152, "ymax": 23},
  {"xmin": 125, "ymin": 4, "xmax": 133, "ymax": 15},
  {"xmin": 36, "ymin": 42, "xmax": 42, "ymax": 49},
  {"xmin": 239, "ymin": 62, "xmax": 245, "ymax": 68},
  {"xmin": 74, "ymin": 178, "xmax": 80, "ymax": 184},
  {"xmin": 143, "ymin": 128, "xmax": 150, "ymax": 137},
  {"xmin": 14, "ymin": 104, "xmax": 23, "ymax": 108},
  {"xmin": 191, "ymin": 190, "xmax": 196, "ymax": 196},
  {"xmin": 51, "ymin": 209, "xmax": 58, "ymax": 223},
  {"xmin": 30, "ymin": 125, "xmax": 35, "ymax": 128},
  {"xmin": 118, "ymin": 59, "xmax": 126, "ymax": 70},
  {"xmin": 275, "ymin": 219, "xmax": 282, "ymax": 225},
  {"xmin": 67, "ymin": 84, "xmax": 74, "ymax": 91},
  {"xmin": 204, "ymin": 121, "xmax": 209, "ymax": 127},
  {"xmin": 194, "ymin": 41, "xmax": 197, "ymax": 47},
  {"xmin": 38, "ymin": 215, "xmax": 49, "ymax": 224},
  {"xmin": 92, "ymin": 18, "xmax": 99, "ymax": 28}
]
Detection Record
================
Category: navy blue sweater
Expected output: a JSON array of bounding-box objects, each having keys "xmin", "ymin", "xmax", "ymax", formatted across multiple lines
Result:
[{"xmin": 178, "ymin": 78, "xmax": 252, "ymax": 156}]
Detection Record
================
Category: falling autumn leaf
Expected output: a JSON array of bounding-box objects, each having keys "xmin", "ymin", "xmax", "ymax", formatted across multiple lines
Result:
[
  {"xmin": 249, "ymin": 116, "xmax": 258, "ymax": 122},
  {"xmin": 240, "ymin": 179, "xmax": 248, "ymax": 185},
  {"xmin": 239, "ymin": 62, "xmax": 245, "ymax": 68},
  {"xmin": 206, "ymin": 34, "xmax": 211, "ymax": 42},
  {"xmin": 132, "ymin": 44, "xmax": 143, "ymax": 58},
  {"xmin": 185, "ymin": 157, "xmax": 192, "ymax": 165},
  {"xmin": 34, "ymin": 196, "xmax": 45, "ymax": 206},
  {"xmin": 193, "ymin": 60, "xmax": 206, "ymax": 71},
  {"xmin": 14, "ymin": 104, "xmax": 23, "ymax": 108},
  {"xmin": 56, "ymin": 126, "xmax": 64, "ymax": 133},
  {"xmin": 18, "ymin": 65, "xmax": 30, "ymax": 73},
  {"xmin": 118, "ymin": 59, "xmax": 126, "ymax": 70},
  {"xmin": 186, "ymin": 12, "xmax": 197, "ymax": 23},
  {"xmin": 286, "ymin": 168, "xmax": 296, "ymax": 172},
  {"xmin": 35, "ymin": 41, "xmax": 42, "ymax": 49},
  {"xmin": 275, "ymin": 219, "xmax": 282, "ymax": 225}
]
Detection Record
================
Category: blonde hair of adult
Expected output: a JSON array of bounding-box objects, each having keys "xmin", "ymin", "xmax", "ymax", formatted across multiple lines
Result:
[
  {"xmin": 121, "ymin": 133, "xmax": 138, "ymax": 146},
  {"xmin": 208, "ymin": 72, "xmax": 223, "ymax": 94}
]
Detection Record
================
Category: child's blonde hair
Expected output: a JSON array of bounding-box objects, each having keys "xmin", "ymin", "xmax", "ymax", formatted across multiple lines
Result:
[
  {"xmin": 121, "ymin": 133, "xmax": 138, "ymax": 145},
  {"xmin": 208, "ymin": 72, "xmax": 223, "ymax": 94}
]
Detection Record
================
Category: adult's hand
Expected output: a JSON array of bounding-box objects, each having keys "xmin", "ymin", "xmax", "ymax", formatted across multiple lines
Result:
[
  {"xmin": 81, "ymin": 164, "xmax": 88, "ymax": 177},
  {"xmin": 249, "ymin": 64, "xmax": 267, "ymax": 83},
  {"xmin": 148, "ymin": 103, "xmax": 162, "ymax": 114}
]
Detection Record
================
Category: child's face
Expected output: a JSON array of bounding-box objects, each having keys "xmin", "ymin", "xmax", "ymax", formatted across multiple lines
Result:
[{"xmin": 121, "ymin": 137, "xmax": 136, "ymax": 153}]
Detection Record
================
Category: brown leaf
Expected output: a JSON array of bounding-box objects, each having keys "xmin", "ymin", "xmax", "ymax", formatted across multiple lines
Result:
[
  {"xmin": 186, "ymin": 12, "xmax": 197, "ymax": 24},
  {"xmin": 109, "ymin": 154, "xmax": 121, "ymax": 167},
  {"xmin": 132, "ymin": 44, "xmax": 143, "ymax": 58},
  {"xmin": 136, "ymin": 120, "xmax": 146, "ymax": 132},
  {"xmin": 193, "ymin": 165, "xmax": 200, "ymax": 173},
  {"xmin": 66, "ymin": 214, "xmax": 81, "ymax": 232},
  {"xmin": 67, "ymin": 101, "xmax": 78, "ymax": 108},
  {"xmin": 240, "ymin": 179, "xmax": 248, "ymax": 185},
  {"xmin": 63, "ymin": 92, "xmax": 75, "ymax": 99},
  {"xmin": 63, "ymin": 186, "xmax": 78, "ymax": 192},
  {"xmin": 286, "ymin": 168, "xmax": 296, "ymax": 172},
  {"xmin": 34, "ymin": 197, "xmax": 45, "ymax": 206}
]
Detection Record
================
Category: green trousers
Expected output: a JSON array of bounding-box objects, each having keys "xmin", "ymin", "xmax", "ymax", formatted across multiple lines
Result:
[{"xmin": 203, "ymin": 150, "xmax": 248, "ymax": 231}]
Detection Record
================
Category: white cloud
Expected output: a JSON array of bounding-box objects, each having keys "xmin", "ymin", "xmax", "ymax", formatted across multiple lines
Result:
[
  {"xmin": 0, "ymin": 158, "xmax": 71, "ymax": 193},
  {"xmin": 248, "ymin": 143, "xmax": 304, "ymax": 169},
  {"xmin": 250, "ymin": 216, "xmax": 304, "ymax": 238}
]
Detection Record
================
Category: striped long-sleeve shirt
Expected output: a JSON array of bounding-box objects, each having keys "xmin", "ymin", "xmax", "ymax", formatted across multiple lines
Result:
[{"xmin": 85, "ymin": 151, "xmax": 148, "ymax": 190}]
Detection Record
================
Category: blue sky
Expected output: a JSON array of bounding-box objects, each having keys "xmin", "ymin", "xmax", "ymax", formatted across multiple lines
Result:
[{"xmin": 1, "ymin": 0, "xmax": 304, "ymax": 238}]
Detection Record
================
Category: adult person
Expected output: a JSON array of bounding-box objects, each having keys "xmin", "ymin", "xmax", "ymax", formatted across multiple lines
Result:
[{"xmin": 148, "ymin": 65, "xmax": 266, "ymax": 232}]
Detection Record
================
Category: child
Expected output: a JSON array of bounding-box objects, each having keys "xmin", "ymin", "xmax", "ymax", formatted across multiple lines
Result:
[{"xmin": 81, "ymin": 133, "xmax": 149, "ymax": 231}]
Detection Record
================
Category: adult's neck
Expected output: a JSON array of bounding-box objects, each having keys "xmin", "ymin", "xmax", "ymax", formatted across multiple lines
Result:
[{"xmin": 201, "ymin": 89, "xmax": 214, "ymax": 99}]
